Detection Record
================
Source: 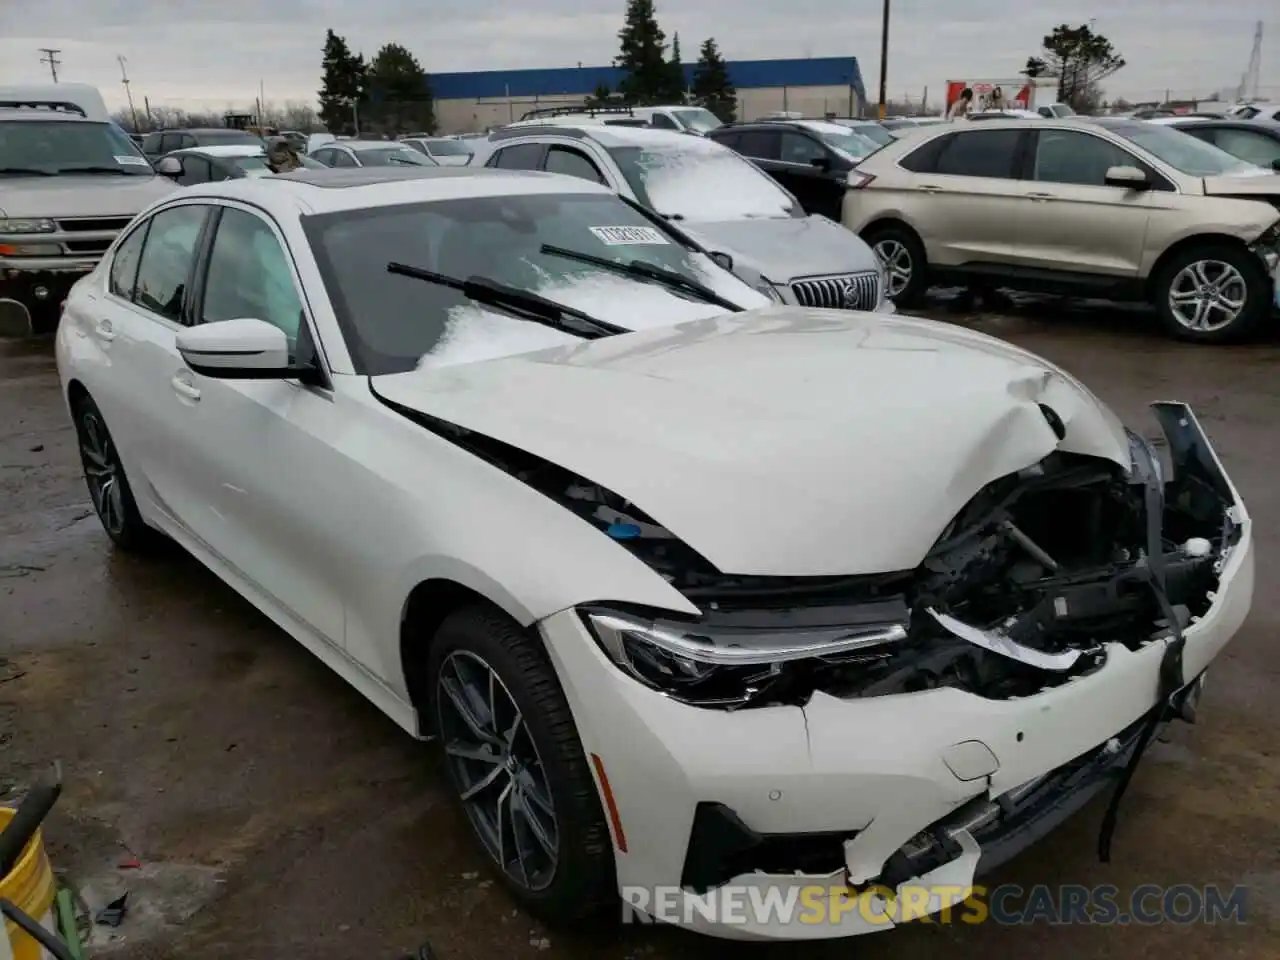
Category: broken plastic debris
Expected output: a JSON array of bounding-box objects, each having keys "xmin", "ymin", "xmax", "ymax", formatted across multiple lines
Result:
[
  {"xmin": 95, "ymin": 892, "xmax": 129, "ymax": 928},
  {"xmin": 928, "ymin": 608, "xmax": 1082, "ymax": 672}
]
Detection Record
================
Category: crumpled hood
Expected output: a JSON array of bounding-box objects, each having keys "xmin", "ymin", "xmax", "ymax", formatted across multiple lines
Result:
[
  {"xmin": 682, "ymin": 215, "xmax": 879, "ymax": 284},
  {"xmin": 373, "ymin": 307, "xmax": 1132, "ymax": 577},
  {"xmin": 0, "ymin": 175, "xmax": 178, "ymax": 219}
]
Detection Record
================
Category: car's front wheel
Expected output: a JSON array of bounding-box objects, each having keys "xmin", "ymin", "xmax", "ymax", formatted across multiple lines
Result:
[
  {"xmin": 1153, "ymin": 243, "xmax": 1273, "ymax": 343},
  {"xmin": 71, "ymin": 393, "xmax": 158, "ymax": 551},
  {"xmin": 428, "ymin": 605, "xmax": 615, "ymax": 923},
  {"xmin": 863, "ymin": 223, "xmax": 929, "ymax": 307}
]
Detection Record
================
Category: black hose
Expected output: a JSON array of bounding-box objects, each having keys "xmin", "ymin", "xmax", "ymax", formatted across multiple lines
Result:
[{"xmin": 0, "ymin": 763, "xmax": 62, "ymax": 877}]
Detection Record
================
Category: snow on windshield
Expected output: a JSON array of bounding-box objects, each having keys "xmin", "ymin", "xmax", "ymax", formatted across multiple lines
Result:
[{"xmin": 608, "ymin": 142, "xmax": 797, "ymax": 222}]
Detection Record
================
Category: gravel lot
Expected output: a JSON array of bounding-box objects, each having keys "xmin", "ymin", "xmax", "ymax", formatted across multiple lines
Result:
[{"xmin": 2, "ymin": 300, "xmax": 1279, "ymax": 959}]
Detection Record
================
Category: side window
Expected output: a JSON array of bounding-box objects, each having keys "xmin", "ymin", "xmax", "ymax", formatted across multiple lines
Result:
[
  {"xmin": 780, "ymin": 132, "xmax": 827, "ymax": 165},
  {"xmin": 650, "ymin": 113, "xmax": 679, "ymax": 130},
  {"xmin": 1212, "ymin": 129, "xmax": 1280, "ymax": 169},
  {"xmin": 331, "ymin": 149, "xmax": 358, "ymax": 168},
  {"xmin": 158, "ymin": 133, "xmax": 181, "ymax": 153},
  {"xmin": 492, "ymin": 143, "xmax": 545, "ymax": 170},
  {"xmin": 179, "ymin": 134, "xmax": 198, "ymax": 149},
  {"xmin": 710, "ymin": 131, "xmax": 740, "ymax": 150},
  {"xmin": 544, "ymin": 146, "xmax": 605, "ymax": 184},
  {"xmin": 934, "ymin": 130, "xmax": 1021, "ymax": 178},
  {"xmin": 1032, "ymin": 131, "xmax": 1134, "ymax": 186},
  {"xmin": 142, "ymin": 133, "xmax": 163, "ymax": 155},
  {"xmin": 132, "ymin": 205, "xmax": 208, "ymax": 322},
  {"xmin": 178, "ymin": 156, "xmax": 213, "ymax": 186},
  {"xmin": 201, "ymin": 209, "xmax": 304, "ymax": 351},
  {"xmin": 736, "ymin": 131, "xmax": 780, "ymax": 160},
  {"xmin": 1180, "ymin": 127, "xmax": 1216, "ymax": 146},
  {"xmin": 312, "ymin": 149, "xmax": 333, "ymax": 166},
  {"xmin": 108, "ymin": 222, "xmax": 150, "ymax": 300},
  {"xmin": 899, "ymin": 134, "xmax": 951, "ymax": 173}
]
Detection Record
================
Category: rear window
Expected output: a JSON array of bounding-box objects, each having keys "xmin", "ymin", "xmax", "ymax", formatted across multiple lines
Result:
[
  {"xmin": 423, "ymin": 138, "xmax": 471, "ymax": 156},
  {"xmin": 197, "ymin": 130, "xmax": 265, "ymax": 147}
]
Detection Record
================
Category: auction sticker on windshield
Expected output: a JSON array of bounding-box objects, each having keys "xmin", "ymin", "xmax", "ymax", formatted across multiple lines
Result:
[
  {"xmin": 589, "ymin": 225, "xmax": 670, "ymax": 246},
  {"xmin": 114, "ymin": 155, "xmax": 151, "ymax": 166}
]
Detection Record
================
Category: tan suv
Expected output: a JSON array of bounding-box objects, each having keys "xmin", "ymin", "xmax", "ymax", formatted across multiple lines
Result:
[{"xmin": 843, "ymin": 117, "xmax": 1280, "ymax": 342}]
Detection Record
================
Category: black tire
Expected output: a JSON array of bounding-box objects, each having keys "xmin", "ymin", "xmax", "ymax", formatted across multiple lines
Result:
[
  {"xmin": 862, "ymin": 223, "xmax": 930, "ymax": 308},
  {"xmin": 71, "ymin": 393, "xmax": 161, "ymax": 552},
  {"xmin": 1152, "ymin": 243, "xmax": 1273, "ymax": 344},
  {"xmin": 427, "ymin": 605, "xmax": 615, "ymax": 924}
]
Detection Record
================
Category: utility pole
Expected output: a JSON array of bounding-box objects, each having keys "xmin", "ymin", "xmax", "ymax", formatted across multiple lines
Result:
[
  {"xmin": 117, "ymin": 55, "xmax": 140, "ymax": 132},
  {"xmin": 38, "ymin": 48, "xmax": 62, "ymax": 82},
  {"xmin": 877, "ymin": 0, "xmax": 891, "ymax": 120}
]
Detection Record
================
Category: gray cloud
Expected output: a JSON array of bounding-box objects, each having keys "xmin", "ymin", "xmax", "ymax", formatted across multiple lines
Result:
[{"xmin": 0, "ymin": 0, "xmax": 1276, "ymax": 111}]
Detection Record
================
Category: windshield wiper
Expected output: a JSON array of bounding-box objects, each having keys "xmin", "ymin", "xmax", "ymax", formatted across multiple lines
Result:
[
  {"xmin": 0, "ymin": 166, "xmax": 55, "ymax": 176},
  {"xmin": 386, "ymin": 262, "xmax": 628, "ymax": 339},
  {"xmin": 540, "ymin": 244, "xmax": 743, "ymax": 312},
  {"xmin": 55, "ymin": 165, "xmax": 134, "ymax": 175}
]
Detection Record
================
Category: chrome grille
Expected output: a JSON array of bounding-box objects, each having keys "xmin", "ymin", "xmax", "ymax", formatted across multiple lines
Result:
[
  {"xmin": 55, "ymin": 217, "xmax": 132, "ymax": 233},
  {"xmin": 790, "ymin": 271, "xmax": 880, "ymax": 310}
]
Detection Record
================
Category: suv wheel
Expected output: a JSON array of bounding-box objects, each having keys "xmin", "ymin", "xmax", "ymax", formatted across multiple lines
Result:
[
  {"xmin": 1153, "ymin": 244, "xmax": 1272, "ymax": 343},
  {"xmin": 863, "ymin": 224, "xmax": 928, "ymax": 307},
  {"xmin": 428, "ymin": 605, "xmax": 614, "ymax": 924}
]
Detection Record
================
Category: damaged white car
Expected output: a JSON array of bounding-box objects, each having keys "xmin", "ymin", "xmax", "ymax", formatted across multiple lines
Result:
[{"xmin": 57, "ymin": 167, "xmax": 1254, "ymax": 941}]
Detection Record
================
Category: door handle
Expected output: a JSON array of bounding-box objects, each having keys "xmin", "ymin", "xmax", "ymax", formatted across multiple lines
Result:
[
  {"xmin": 1027, "ymin": 192, "xmax": 1056, "ymax": 201},
  {"xmin": 171, "ymin": 374, "xmax": 201, "ymax": 401},
  {"xmin": 918, "ymin": 184, "xmax": 944, "ymax": 193},
  {"xmin": 93, "ymin": 320, "xmax": 116, "ymax": 342}
]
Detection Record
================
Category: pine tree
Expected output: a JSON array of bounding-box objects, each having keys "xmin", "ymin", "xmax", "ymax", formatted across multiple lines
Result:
[
  {"xmin": 663, "ymin": 32, "xmax": 686, "ymax": 103},
  {"xmin": 365, "ymin": 43, "xmax": 435, "ymax": 135},
  {"xmin": 318, "ymin": 29, "xmax": 366, "ymax": 135},
  {"xmin": 615, "ymin": 0, "xmax": 670, "ymax": 104},
  {"xmin": 691, "ymin": 37, "xmax": 737, "ymax": 122}
]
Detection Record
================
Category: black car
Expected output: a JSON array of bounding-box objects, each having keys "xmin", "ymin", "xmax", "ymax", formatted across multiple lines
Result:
[
  {"xmin": 1163, "ymin": 118, "xmax": 1280, "ymax": 172},
  {"xmin": 153, "ymin": 146, "xmax": 324, "ymax": 185},
  {"xmin": 706, "ymin": 120, "xmax": 882, "ymax": 220},
  {"xmin": 139, "ymin": 127, "xmax": 264, "ymax": 161}
]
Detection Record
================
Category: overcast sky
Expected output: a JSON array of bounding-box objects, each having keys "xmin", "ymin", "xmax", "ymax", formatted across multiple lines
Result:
[{"xmin": 0, "ymin": 0, "xmax": 1276, "ymax": 112}]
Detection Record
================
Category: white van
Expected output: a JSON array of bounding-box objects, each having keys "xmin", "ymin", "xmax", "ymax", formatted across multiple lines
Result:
[{"xmin": 0, "ymin": 83, "xmax": 109, "ymax": 122}]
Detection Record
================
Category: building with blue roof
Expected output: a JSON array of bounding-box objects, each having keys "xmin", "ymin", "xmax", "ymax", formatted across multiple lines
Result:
[{"xmin": 430, "ymin": 56, "xmax": 866, "ymax": 133}]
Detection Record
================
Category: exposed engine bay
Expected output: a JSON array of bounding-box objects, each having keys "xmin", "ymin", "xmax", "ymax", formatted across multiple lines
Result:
[{"xmin": 386, "ymin": 396, "xmax": 1241, "ymax": 710}]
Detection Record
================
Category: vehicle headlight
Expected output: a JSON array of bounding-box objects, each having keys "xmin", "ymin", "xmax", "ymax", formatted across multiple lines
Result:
[
  {"xmin": 0, "ymin": 218, "xmax": 56, "ymax": 235},
  {"xmin": 755, "ymin": 277, "xmax": 785, "ymax": 302},
  {"xmin": 580, "ymin": 607, "xmax": 908, "ymax": 707}
]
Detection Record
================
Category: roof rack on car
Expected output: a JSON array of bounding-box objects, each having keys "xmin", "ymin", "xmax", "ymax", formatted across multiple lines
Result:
[
  {"xmin": 0, "ymin": 100, "xmax": 87, "ymax": 117},
  {"xmin": 518, "ymin": 103, "xmax": 636, "ymax": 120},
  {"xmin": 490, "ymin": 125, "xmax": 595, "ymax": 143}
]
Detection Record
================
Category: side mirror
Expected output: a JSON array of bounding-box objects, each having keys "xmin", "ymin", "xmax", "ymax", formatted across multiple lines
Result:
[
  {"xmin": 177, "ymin": 318, "xmax": 296, "ymax": 379},
  {"xmin": 809, "ymin": 156, "xmax": 833, "ymax": 171},
  {"xmin": 1104, "ymin": 165, "xmax": 1150, "ymax": 190},
  {"xmin": 155, "ymin": 156, "xmax": 182, "ymax": 177},
  {"xmin": 709, "ymin": 251, "xmax": 734, "ymax": 272},
  {"xmin": 1271, "ymin": 158, "xmax": 1280, "ymax": 172}
]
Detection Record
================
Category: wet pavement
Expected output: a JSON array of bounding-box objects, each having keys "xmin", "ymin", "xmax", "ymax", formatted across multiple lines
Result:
[{"xmin": 2, "ymin": 299, "xmax": 1279, "ymax": 959}]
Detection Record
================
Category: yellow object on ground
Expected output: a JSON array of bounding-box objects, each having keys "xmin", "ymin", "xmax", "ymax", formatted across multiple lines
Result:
[{"xmin": 0, "ymin": 808, "xmax": 58, "ymax": 960}]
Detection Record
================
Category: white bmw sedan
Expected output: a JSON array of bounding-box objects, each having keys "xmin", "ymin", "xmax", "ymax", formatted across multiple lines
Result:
[{"xmin": 57, "ymin": 167, "xmax": 1253, "ymax": 940}]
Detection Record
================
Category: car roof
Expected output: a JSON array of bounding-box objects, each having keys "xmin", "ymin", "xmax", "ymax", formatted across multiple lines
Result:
[
  {"xmin": 0, "ymin": 109, "xmax": 92, "ymax": 123},
  {"xmin": 490, "ymin": 123, "xmax": 717, "ymax": 151},
  {"xmin": 171, "ymin": 144, "xmax": 266, "ymax": 158},
  {"xmin": 332, "ymin": 140, "xmax": 417, "ymax": 151},
  {"xmin": 176, "ymin": 165, "xmax": 614, "ymax": 216}
]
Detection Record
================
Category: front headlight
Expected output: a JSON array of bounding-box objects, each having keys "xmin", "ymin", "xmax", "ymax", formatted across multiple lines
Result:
[
  {"xmin": 0, "ymin": 218, "xmax": 57, "ymax": 235},
  {"xmin": 581, "ymin": 607, "xmax": 908, "ymax": 707},
  {"xmin": 755, "ymin": 277, "xmax": 785, "ymax": 303}
]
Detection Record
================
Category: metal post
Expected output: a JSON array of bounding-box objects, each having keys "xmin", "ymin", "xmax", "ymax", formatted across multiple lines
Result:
[
  {"xmin": 143, "ymin": 96, "xmax": 152, "ymax": 129},
  {"xmin": 38, "ymin": 48, "xmax": 61, "ymax": 82},
  {"xmin": 877, "ymin": 0, "xmax": 890, "ymax": 120},
  {"xmin": 117, "ymin": 56, "xmax": 139, "ymax": 132}
]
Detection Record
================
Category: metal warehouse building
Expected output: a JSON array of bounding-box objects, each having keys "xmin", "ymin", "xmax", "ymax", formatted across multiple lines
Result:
[{"xmin": 430, "ymin": 56, "xmax": 867, "ymax": 133}]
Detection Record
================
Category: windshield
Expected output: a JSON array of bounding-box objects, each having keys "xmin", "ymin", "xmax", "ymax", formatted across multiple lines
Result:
[
  {"xmin": 608, "ymin": 142, "xmax": 798, "ymax": 221},
  {"xmin": 423, "ymin": 139, "xmax": 472, "ymax": 156},
  {"xmin": 1102, "ymin": 120, "xmax": 1256, "ymax": 176},
  {"xmin": 671, "ymin": 108, "xmax": 723, "ymax": 133},
  {"xmin": 807, "ymin": 125, "xmax": 880, "ymax": 157},
  {"xmin": 303, "ymin": 192, "xmax": 743, "ymax": 375},
  {"xmin": 357, "ymin": 146, "xmax": 433, "ymax": 166},
  {"xmin": 0, "ymin": 119, "xmax": 155, "ymax": 176},
  {"xmin": 839, "ymin": 122, "xmax": 894, "ymax": 147}
]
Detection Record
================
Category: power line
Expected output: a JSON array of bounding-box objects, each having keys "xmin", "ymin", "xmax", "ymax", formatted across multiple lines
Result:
[{"xmin": 38, "ymin": 48, "xmax": 62, "ymax": 82}]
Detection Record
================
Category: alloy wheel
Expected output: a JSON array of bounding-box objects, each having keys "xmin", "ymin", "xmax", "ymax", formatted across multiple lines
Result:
[
  {"xmin": 1168, "ymin": 259, "xmax": 1247, "ymax": 333},
  {"xmin": 436, "ymin": 650, "xmax": 559, "ymax": 891},
  {"xmin": 873, "ymin": 240, "xmax": 913, "ymax": 298},
  {"xmin": 78, "ymin": 410, "xmax": 126, "ymax": 537}
]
